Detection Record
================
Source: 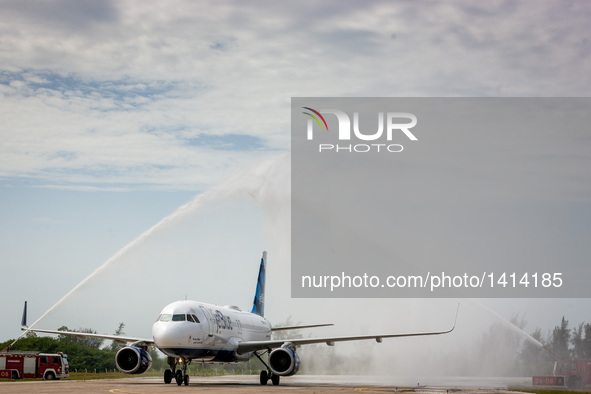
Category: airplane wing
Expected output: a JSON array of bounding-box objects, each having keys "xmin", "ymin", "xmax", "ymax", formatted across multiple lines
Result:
[
  {"xmin": 237, "ymin": 326, "xmax": 455, "ymax": 354},
  {"xmin": 271, "ymin": 323, "xmax": 333, "ymax": 332},
  {"xmin": 21, "ymin": 327, "xmax": 154, "ymax": 346},
  {"xmin": 237, "ymin": 304, "xmax": 459, "ymax": 355},
  {"xmin": 19, "ymin": 301, "xmax": 153, "ymax": 347}
]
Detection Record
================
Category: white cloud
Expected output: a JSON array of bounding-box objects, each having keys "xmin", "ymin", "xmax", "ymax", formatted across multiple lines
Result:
[{"xmin": 1, "ymin": 0, "xmax": 590, "ymax": 190}]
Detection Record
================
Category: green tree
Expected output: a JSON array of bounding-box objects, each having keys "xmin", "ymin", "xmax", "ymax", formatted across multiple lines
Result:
[
  {"xmin": 108, "ymin": 322, "xmax": 126, "ymax": 352},
  {"xmin": 57, "ymin": 326, "xmax": 104, "ymax": 349},
  {"xmin": 148, "ymin": 348, "xmax": 168, "ymax": 371},
  {"xmin": 549, "ymin": 317, "xmax": 570, "ymax": 359},
  {"xmin": 571, "ymin": 322, "xmax": 591, "ymax": 359},
  {"xmin": 0, "ymin": 336, "xmax": 116, "ymax": 371},
  {"xmin": 472, "ymin": 314, "xmax": 526, "ymax": 377},
  {"xmin": 519, "ymin": 328, "xmax": 553, "ymax": 375}
]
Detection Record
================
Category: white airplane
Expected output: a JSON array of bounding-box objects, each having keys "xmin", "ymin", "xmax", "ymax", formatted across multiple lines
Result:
[{"xmin": 21, "ymin": 252, "xmax": 458, "ymax": 386}]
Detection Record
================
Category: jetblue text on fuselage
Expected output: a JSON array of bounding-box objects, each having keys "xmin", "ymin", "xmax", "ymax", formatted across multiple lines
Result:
[{"xmin": 305, "ymin": 109, "xmax": 418, "ymax": 153}]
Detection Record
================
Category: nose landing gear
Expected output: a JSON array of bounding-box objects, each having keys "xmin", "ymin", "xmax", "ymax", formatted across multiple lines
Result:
[
  {"xmin": 164, "ymin": 356, "xmax": 190, "ymax": 386},
  {"xmin": 164, "ymin": 367, "xmax": 173, "ymax": 384}
]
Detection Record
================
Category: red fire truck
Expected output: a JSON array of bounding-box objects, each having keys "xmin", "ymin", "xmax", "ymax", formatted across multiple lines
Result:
[
  {"xmin": 532, "ymin": 345, "xmax": 591, "ymax": 389},
  {"xmin": 551, "ymin": 359, "xmax": 591, "ymax": 389},
  {"xmin": 0, "ymin": 351, "xmax": 69, "ymax": 380}
]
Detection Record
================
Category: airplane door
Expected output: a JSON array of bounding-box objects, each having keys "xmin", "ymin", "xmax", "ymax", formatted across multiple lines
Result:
[{"xmin": 200, "ymin": 306, "xmax": 217, "ymax": 336}]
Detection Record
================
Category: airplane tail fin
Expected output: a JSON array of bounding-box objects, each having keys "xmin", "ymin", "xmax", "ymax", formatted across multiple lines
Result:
[
  {"xmin": 21, "ymin": 301, "xmax": 28, "ymax": 328},
  {"xmin": 250, "ymin": 251, "xmax": 266, "ymax": 317},
  {"xmin": 8, "ymin": 301, "xmax": 31, "ymax": 350}
]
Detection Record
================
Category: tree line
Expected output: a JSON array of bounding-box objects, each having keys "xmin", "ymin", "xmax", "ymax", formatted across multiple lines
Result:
[
  {"xmin": 1, "ymin": 324, "xmax": 165, "ymax": 372},
  {"xmin": 1, "ymin": 334, "xmax": 118, "ymax": 372},
  {"xmin": 471, "ymin": 315, "xmax": 591, "ymax": 377},
  {"xmin": 517, "ymin": 317, "xmax": 591, "ymax": 374}
]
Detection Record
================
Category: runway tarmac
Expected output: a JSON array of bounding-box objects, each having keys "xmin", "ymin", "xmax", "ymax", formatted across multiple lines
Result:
[{"xmin": 0, "ymin": 375, "xmax": 535, "ymax": 394}]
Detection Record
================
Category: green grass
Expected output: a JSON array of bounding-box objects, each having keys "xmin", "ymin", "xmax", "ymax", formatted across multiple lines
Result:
[{"xmin": 510, "ymin": 387, "xmax": 591, "ymax": 394}]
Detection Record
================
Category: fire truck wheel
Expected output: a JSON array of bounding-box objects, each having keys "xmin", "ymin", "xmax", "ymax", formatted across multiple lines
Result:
[
  {"xmin": 576, "ymin": 377, "xmax": 581, "ymax": 388},
  {"xmin": 45, "ymin": 372, "xmax": 56, "ymax": 380},
  {"xmin": 11, "ymin": 371, "xmax": 19, "ymax": 379},
  {"xmin": 569, "ymin": 376, "xmax": 582, "ymax": 389}
]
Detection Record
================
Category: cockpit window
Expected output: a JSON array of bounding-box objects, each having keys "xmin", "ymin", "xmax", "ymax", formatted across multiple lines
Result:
[
  {"xmin": 187, "ymin": 314, "xmax": 200, "ymax": 323},
  {"xmin": 159, "ymin": 313, "xmax": 193, "ymax": 322},
  {"xmin": 172, "ymin": 314, "xmax": 186, "ymax": 322}
]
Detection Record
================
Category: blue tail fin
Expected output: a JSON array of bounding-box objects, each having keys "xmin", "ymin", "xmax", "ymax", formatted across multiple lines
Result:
[
  {"xmin": 250, "ymin": 251, "xmax": 266, "ymax": 317},
  {"xmin": 21, "ymin": 301, "xmax": 28, "ymax": 328}
]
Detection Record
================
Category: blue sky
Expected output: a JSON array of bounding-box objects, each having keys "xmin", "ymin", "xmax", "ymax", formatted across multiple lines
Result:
[{"xmin": 0, "ymin": 0, "xmax": 590, "ymax": 373}]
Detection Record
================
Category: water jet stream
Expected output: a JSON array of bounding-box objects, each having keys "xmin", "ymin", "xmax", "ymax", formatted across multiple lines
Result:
[
  {"xmin": 472, "ymin": 299, "xmax": 544, "ymax": 348},
  {"xmin": 26, "ymin": 155, "xmax": 288, "ymax": 332}
]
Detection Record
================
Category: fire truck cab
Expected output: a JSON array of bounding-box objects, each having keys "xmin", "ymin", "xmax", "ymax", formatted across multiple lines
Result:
[
  {"xmin": 554, "ymin": 359, "xmax": 591, "ymax": 389},
  {"xmin": 0, "ymin": 351, "xmax": 69, "ymax": 380}
]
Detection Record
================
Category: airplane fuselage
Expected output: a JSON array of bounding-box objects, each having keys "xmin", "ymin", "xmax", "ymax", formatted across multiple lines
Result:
[{"xmin": 152, "ymin": 300, "xmax": 271, "ymax": 362}]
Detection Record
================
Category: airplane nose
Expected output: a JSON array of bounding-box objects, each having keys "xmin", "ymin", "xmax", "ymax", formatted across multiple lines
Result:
[{"xmin": 152, "ymin": 323, "xmax": 184, "ymax": 347}]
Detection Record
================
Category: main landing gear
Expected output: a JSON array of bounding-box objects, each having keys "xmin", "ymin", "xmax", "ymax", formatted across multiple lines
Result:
[
  {"xmin": 164, "ymin": 356, "xmax": 190, "ymax": 386},
  {"xmin": 254, "ymin": 350, "xmax": 280, "ymax": 386}
]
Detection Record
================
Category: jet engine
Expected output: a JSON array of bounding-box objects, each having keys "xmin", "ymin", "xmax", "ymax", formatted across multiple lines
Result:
[
  {"xmin": 116, "ymin": 346, "xmax": 153, "ymax": 374},
  {"xmin": 268, "ymin": 346, "xmax": 300, "ymax": 376}
]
